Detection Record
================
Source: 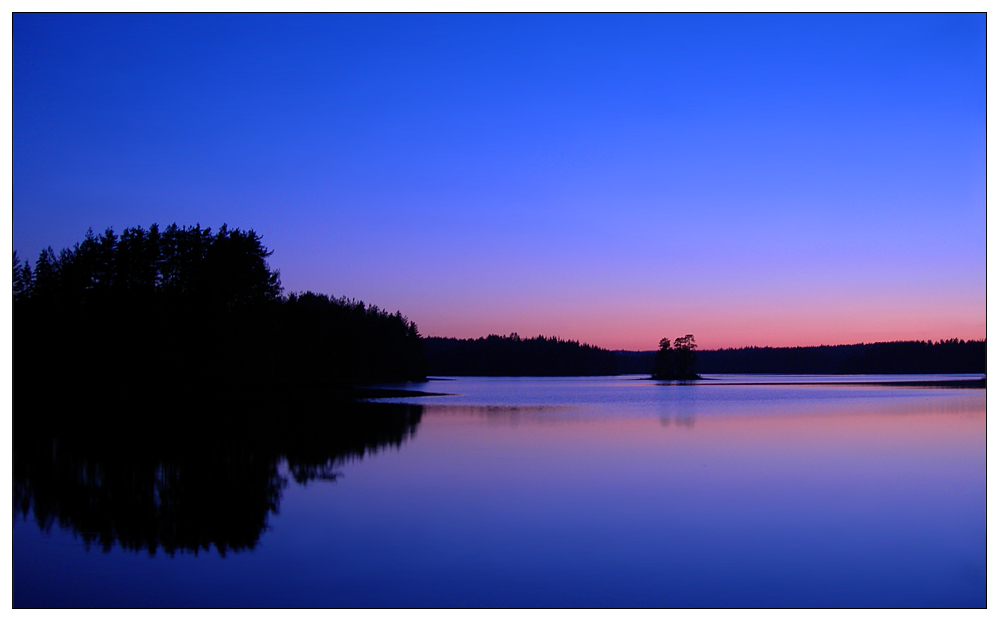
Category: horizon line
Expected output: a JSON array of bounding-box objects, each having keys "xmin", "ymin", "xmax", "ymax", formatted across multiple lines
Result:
[{"xmin": 422, "ymin": 333, "xmax": 986, "ymax": 353}]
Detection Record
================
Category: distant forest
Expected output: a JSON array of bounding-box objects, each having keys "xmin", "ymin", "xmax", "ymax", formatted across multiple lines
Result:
[
  {"xmin": 694, "ymin": 340, "xmax": 986, "ymax": 375},
  {"xmin": 424, "ymin": 335, "xmax": 985, "ymax": 377},
  {"xmin": 14, "ymin": 224, "xmax": 426, "ymax": 404},
  {"xmin": 423, "ymin": 334, "xmax": 621, "ymax": 376}
]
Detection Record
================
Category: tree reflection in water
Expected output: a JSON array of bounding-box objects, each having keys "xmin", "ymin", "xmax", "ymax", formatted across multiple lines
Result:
[{"xmin": 13, "ymin": 396, "xmax": 423, "ymax": 557}]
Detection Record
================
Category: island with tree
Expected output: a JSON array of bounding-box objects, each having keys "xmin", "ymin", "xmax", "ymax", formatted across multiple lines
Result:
[{"xmin": 652, "ymin": 334, "xmax": 701, "ymax": 380}]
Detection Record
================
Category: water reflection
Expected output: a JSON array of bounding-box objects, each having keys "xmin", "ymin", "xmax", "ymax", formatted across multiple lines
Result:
[
  {"xmin": 13, "ymin": 379, "xmax": 985, "ymax": 607},
  {"xmin": 13, "ymin": 399, "xmax": 423, "ymax": 557},
  {"xmin": 659, "ymin": 415, "xmax": 695, "ymax": 428},
  {"xmin": 657, "ymin": 389, "xmax": 697, "ymax": 429}
]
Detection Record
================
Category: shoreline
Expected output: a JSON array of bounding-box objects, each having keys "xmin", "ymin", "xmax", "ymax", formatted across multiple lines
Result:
[
  {"xmin": 668, "ymin": 378, "xmax": 986, "ymax": 389},
  {"xmin": 412, "ymin": 376, "xmax": 986, "ymax": 390}
]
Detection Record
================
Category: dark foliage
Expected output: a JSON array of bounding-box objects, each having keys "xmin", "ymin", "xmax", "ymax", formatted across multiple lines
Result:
[
  {"xmin": 423, "ymin": 333, "xmax": 621, "ymax": 376},
  {"xmin": 279, "ymin": 292, "xmax": 426, "ymax": 386},
  {"xmin": 694, "ymin": 340, "xmax": 986, "ymax": 375},
  {"xmin": 570, "ymin": 339, "xmax": 986, "ymax": 377},
  {"xmin": 652, "ymin": 334, "xmax": 700, "ymax": 380},
  {"xmin": 14, "ymin": 224, "xmax": 426, "ymax": 398},
  {"xmin": 612, "ymin": 350, "xmax": 659, "ymax": 374}
]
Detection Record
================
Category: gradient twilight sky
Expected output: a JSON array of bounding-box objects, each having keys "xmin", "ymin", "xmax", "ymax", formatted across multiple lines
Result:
[{"xmin": 12, "ymin": 13, "xmax": 985, "ymax": 351}]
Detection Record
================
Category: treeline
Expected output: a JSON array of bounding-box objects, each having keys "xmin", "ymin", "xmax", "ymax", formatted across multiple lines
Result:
[
  {"xmin": 423, "ymin": 334, "xmax": 622, "ymax": 376},
  {"xmin": 423, "ymin": 335, "xmax": 986, "ymax": 377},
  {"xmin": 14, "ymin": 224, "xmax": 426, "ymax": 399},
  {"xmin": 694, "ymin": 340, "xmax": 986, "ymax": 375}
]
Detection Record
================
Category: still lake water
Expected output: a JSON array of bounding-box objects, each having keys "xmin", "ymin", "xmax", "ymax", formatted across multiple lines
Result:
[{"xmin": 14, "ymin": 375, "xmax": 986, "ymax": 607}]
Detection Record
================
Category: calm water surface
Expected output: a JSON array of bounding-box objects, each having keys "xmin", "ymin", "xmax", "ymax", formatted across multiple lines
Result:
[{"xmin": 14, "ymin": 375, "xmax": 986, "ymax": 607}]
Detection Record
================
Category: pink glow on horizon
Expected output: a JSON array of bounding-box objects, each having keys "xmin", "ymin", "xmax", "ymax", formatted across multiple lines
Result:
[
  {"xmin": 419, "ymin": 317, "xmax": 985, "ymax": 351},
  {"xmin": 14, "ymin": 15, "xmax": 984, "ymax": 358},
  {"xmin": 414, "ymin": 296, "xmax": 985, "ymax": 351}
]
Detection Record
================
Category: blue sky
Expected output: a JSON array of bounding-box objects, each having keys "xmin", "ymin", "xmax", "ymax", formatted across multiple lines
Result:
[{"xmin": 13, "ymin": 13, "xmax": 985, "ymax": 349}]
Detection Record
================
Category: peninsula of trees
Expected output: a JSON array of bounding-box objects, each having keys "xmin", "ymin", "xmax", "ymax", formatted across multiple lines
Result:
[{"xmin": 13, "ymin": 224, "xmax": 426, "ymax": 406}]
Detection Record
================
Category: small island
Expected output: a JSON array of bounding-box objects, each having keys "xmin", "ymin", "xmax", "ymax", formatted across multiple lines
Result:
[{"xmin": 651, "ymin": 334, "xmax": 701, "ymax": 380}]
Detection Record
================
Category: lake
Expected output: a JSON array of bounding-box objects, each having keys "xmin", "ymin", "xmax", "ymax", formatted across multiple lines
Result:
[{"xmin": 13, "ymin": 375, "xmax": 986, "ymax": 607}]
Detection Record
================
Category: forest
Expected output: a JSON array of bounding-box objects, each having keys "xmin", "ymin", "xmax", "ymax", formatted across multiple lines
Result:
[
  {"xmin": 13, "ymin": 224, "xmax": 426, "ymax": 410},
  {"xmin": 693, "ymin": 340, "xmax": 987, "ymax": 375},
  {"xmin": 423, "ymin": 336, "xmax": 986, "ymax": 377},
  {"xmin": 423, "ymin": 334, "xmax": 623, "ymax": 376}
]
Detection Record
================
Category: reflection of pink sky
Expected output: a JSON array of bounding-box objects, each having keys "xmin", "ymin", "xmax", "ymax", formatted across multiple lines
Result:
[
  {"xmin": 418, "ymin": 387, "xmax": 986, "ymax": 421},
  {"xmin": 287, "ymin": 397, "xmax": 984, "ymax": 534},
  {"xmin": 406, "ymin": 399, "xmax": 986, "ymax": 497},
  {"xmin": 273, "ymin": 383, "xmax": 985, "ymax": 607}
]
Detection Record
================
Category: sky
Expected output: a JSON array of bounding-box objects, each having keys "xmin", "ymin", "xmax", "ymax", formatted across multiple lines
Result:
[{"xmin": 12, "ymin": 14, "xmax": 986, "ymax": 351}]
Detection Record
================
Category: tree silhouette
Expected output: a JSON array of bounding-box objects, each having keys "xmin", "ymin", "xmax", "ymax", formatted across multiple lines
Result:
[
  {"xmin": 14, "ymin": 223, "xmax": 427, "ymax": 403},
  {"xmin": 422, "ymin": 333, "xmax": 620, "ymax": 376},
  {"xmin": 12, "ymin": 252, "xmax": 32, "ymax": 303},
  {"xmin": 653, "ymin": 334, "xmax": 699, "ymax": 380},
  {"xmin": 653, "ymin": 337, "xmax": 674, "ymax": 379},
  {"xmin": 695, "ymin": 340, "xmax": 985, "ymax": 374}
]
